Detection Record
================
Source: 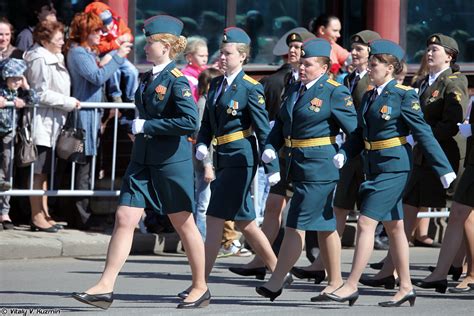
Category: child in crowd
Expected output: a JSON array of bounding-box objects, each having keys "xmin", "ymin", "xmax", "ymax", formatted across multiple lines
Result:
[{"xmin": 182, "ymin": 37, "xmax": 209, "ymax": 103}]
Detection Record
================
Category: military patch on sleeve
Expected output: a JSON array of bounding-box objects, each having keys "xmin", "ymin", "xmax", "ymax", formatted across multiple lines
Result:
[
  {"xmin": 170, "ymin": 68, "xmax": 183, "ymax": 78},
  {"xmin": 327, "ymin": 78, "xmax": 341, "ymax": 87},
  {"xmin": 243, "ymin": 74, "xmax": 258, "ymax": 85},
  {"xmin": 344, "ymin": 96, "xmax": 353, "ymax": 107},
  {"xmin": 257, "ymin": 94, "xmax": 265, "ymax": 105},
  {"xmin": 182, "ymin": 87, "xmax": 192, "ymax": 98},
  {"xmin": 454, "ymin": 90, "xmax": 462, "ymax": 103},
  {"xmin": 395, "ymin": 83, "xmax": 413, "ymax": 91},
  {"xmin": 411, "ymin": 101, "xmax": 421, "ymax": 111}
]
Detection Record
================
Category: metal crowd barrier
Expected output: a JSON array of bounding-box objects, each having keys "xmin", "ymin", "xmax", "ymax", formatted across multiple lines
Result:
[{"xmin": 0, "ymin": 101, "xmax": 451, "ymax": 219}]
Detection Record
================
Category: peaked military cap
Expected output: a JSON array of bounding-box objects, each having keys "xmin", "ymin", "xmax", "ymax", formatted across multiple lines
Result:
[
  {"xmin": 369, "ymin": 39, "xmax": 405, "ymax": 62},
  {"xmin": 286, "ymin": 30, "xmax": 315, "ymax": 45},
  {"xmin": 143, "ymin": 15, "xmax": 183, "ymax": 37},
  {"xmin": 301, "ymin": 38, "xmax": 331, "ymax": 58},
  {"xmin": 273, "ymin": 27, "xmax": 308, "ymax": 56},
  {"xmin": 222, "ymin": 27, "xmax": 251, "ymax": 44},
  {"xmin": 1, "ymin": 58, "xmax": 27, "ymax": 80},
  {"xmin": 350, "ymin": 30, "xmax": 381, "ymax": 45},
  {"xmin": 426, "ymin": 33, "xmax": 459, "ymax": 54}
]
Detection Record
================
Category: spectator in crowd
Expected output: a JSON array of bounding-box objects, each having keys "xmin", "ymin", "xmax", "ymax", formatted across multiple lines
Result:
[
  {"xmin": 84, "ymin": 1, "xmax": 139, "ymax": 104},
  {"xmin": 182, "ymin": 36, "xmax": 208, "ymax": 103},
  {"xmin": 193, "ymin": 68, "xmax": 220, "ymax": 239},
  {"xmin": 309, "ymin": 14, "xmax": 349, "ymax": 76},
  {"xmin": 24, "ymin": 20, "xmax": 80, "ymax": 232},
  {"xmin": 0, "ymin": 17, "xmax": 24, "ymax": 230},
  {"xmin": 16, "ymin": 0, "xmax": 57, "ymax": 52},
  {"xmin": 65, "ymin": 12, "xmax": 131, "ymax": 230}
]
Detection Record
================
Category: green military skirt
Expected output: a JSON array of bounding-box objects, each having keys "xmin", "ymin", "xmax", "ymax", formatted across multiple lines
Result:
[
  {"xmin": 286, "ymin": 180, "xmax": 337, "ymax": 231},
  {"xmin": 333, "ymin": 155, "xmax": 364, "ymax": 210},
  {"xmin": 359, "ymin": 171, "xmax": 410, "ymax": 221},
  {"xmin": 206, "ymin": 166, "xmax": 257, "ymax": 221},
  {"xmin": 453, "ymin": 166, "xmax": 474, "ymax": 207},
  {"xmin": 119, "ymin": 160, "xmax": 195, "ymax": 214},
  {"xmin": 403, "ymin": 165, "xmax": 447, "ymax": 208}
]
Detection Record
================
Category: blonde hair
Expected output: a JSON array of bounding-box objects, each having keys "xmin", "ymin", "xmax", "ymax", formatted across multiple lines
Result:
[
  {"xmin": 184, "ymin": 36, "xmax": 207, "ymax": 57},
  {"xmin": 149, "ymin": 33, "xmax": 187, "ymax": 59},
  {"xmin": 220, "ymin": 42, "xmax": 251, "ymax": 64}
]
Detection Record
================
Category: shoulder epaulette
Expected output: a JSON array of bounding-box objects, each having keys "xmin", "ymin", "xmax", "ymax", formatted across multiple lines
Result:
[
  {"xmin": 170, "ymin": 68, "xmax": 183, "ymax": 78},
  {"xmin": 395, "ymin": 83, "xmax": 412, "ymax": 91},
  {"xmin": 448, "ymin": 75, "xmax": 458, "ymax": 79},
  {"xmin": 243, "ymin": 74, "xmax": 258, "ymax": 85},
  {"xmin": 327, "ymin": 78, "xmax": 341, "ymax": 87}
]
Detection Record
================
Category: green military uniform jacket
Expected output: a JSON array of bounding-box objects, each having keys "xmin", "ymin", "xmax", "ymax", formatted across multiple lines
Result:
[
  {"xmin": 343, "ymin": 71, "xmax": 372, "ymax": 111},
  {"xmin": 132, "ymin": 61, "xmax": 198, "ymax": 165}
]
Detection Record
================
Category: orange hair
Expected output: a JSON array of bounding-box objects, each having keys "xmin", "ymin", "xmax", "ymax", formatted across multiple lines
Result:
[{"xmin": 66, "ymin": 12, "xmax": 103, "ymax": 53}]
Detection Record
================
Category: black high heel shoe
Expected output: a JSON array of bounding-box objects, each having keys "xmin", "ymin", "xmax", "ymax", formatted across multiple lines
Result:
[
  {"xmin": 290, "ymin": 267, "xmax": 326, "ymax": 284},
  {"xmin": 325, "ymin": 290, "xmax": 359, "ymax": 306},
  {"xmin": 359, "ymin": 275, "xmax": 396, "ymax": 289},
  {"xmin": 378, "ymin": 289, "xmax": 416, "ymax": 307},
  {"xmin": 428, "ymin": 265, "xmax": 463, "ymax": 281},
  {"xmin": 72, "ymin": 292, "xmax": 113, "ymax": 310},
  {"xmin": 177, "ymin": 289, "xmax": 211, "ymax": 308},
  {"xmin": 30, "ymin": 223, "xmax": 58, "ymax": 233},
  {"xmin": 228, "ymin": 266, "xmax": 266, "ymax": 280},
  {"xmin": 177, "ymin": 290, "xmax": 189, "ymax": 299},
  {"xmin": 369, "ymin": 260, "xmax": 384, "ymax": 270},
  {"xmin": 255, "ymin": 286, "xmax": 282, "ymax": 302},
  {"xmin": 414, "ymin": 279, "xmax": 447, "ymax": 293}
]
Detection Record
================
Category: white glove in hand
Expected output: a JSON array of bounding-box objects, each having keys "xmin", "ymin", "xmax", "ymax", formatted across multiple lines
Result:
[
  {"xmin": 269, "ymin": 120, "xmax": 275, "ymax": 129},
  {"xmin": 332, "ymin": 153, "xmax": 346, "ymax": 169},
  {"xmin": 406, "ymin": 134, "xmax": 416, "ymax": 147},
  {"xmin": 195, "ymin": 145, "xmax": 208, "ymax": 161},
  {"xmin": 132, "ymin": 118, "xmax": 145, "ymax": 135},
  {"xmin": 440, "ymin": 172, "xmax": 456, "ymax": 189},
  {"xmin": 457, "ymin": 123, "xmax": 472, "ymax": 138},
  {"xmin": 261, "ymin": 148, "xmax": 277, "ymax": 163},
  {"xmin": 267, "ymin": 172, "xmax": 281, "ymax": 186}
]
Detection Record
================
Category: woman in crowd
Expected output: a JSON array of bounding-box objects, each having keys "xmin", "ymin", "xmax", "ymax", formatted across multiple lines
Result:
[
  {"xmin": 24, "ymin": 20, "xmax": 80, "ymax": 232},
  {"xmin": 193, "ymin": 26, "xmax": 280, "ymax": 290},
  {"xmin": 363, "ymin": 34, "xmax": 467, "ymax": 290},
  {"xmin": 73, "ymin": 15, "xmax": 209, "ymax": 309},
  {"xmin": 65, "ymin": 12, "xmax": 131, "ymax": 230},
  {"xmin": 182, "ymin": 36, "xmax": 208, "ymax": 103},
  {"xmin": 255, "ymin": 38, "xmax": 357, "ymax": 301},
  {"xmin": 327, "ymin": 39, "xmax": 455, "ymax": 307}
]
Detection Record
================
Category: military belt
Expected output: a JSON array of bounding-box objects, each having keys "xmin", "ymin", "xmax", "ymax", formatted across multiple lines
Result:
[
  {"xmin": 213, "ymin": 128, "xmax": 252, "ymax": 145},
  {"xmin": 284, "ymin": 136, "xmax": 336, "ymax": 148},
  {"xmin": 364, "ymin": 136, "xmax": 407, "ymax": 150}
]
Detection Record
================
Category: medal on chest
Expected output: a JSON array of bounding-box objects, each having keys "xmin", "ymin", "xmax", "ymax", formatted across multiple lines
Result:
[
  {"xmin": 155, "ymin": 85, "xmax": 167, "ymax": 101},
  {"xmin": 227, "ymin": 100, "xmax": 239, "ymax": 116},
  {"xmin": 380, "ymin": 105, "xmax": 392, "ymax": 120},
  {"xmin": 309, "ymin": 98, "xmax": 323, "ymax": 112}
]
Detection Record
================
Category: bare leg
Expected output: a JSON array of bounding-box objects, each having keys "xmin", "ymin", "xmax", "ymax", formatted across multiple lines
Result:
[
  {"xmin": 299, "ymin": 206, "xmax": 349, "ymax": 271},
  {"xmin": 451, "ymin": 211, "xmax": 474, "ymax": 288},
  {"xmin": 318, "ymin": 230, "xmax": 343, "ymax": 293},
  {"xmin": 331, "ymin": 215, "xmax": 378, "ymax": 297},
  {"xmin": 383, "ymin": 220, "xmax": 413, "ymax": 301},
  {"xmin": 85, "ymin": 206, "xmax": 144, "ymax": 294},
  {"xmin": 242, "ymin": 194, "xmax": 287, "ymax": 268},
  {"xmin": 30, "ymin": 174, "xmax": 53, "ymax": 229},
  {"xmin": 375, "ymin": 203, "xmax": 419, "ymax": 279},
  {"xmin": 424, "ymin": 202, "xmax": 473, "ymax": 281},
  {"xmin": 262, "ymin": 227, "xmax": 305, "ymax": 291},
  {"xmin": 236, "ymin": 220, "xmax": 277, "ymax": 271},
  {"xmin": 168, "ymin": 211, "xmax": 207, "ymax": 302},
  {"xmin": 204, "ymin": 215, "xmax": 225, "ymax": 279},
  {"xmin": 414, "ymin": 208, "xmax": 435, "ymax": 244}
]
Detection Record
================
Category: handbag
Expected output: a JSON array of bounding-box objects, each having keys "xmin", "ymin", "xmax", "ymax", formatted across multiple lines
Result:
[
  {"xmin": 15, "ymin": 110, "xmax": 38, "ymax": 168},
  {"xmin": 56, "ymin": 110, "xmax": 87, "ymax": 164}
]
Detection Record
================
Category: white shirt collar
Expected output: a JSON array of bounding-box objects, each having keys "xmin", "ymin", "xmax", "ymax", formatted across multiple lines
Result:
[
  {"xmin": 304, "ymin": 73, "xmax": 325, "ymax": 90},
  {"xmin": 223, "ymin": 67, "xmax": 242, "ymax": 88},
  {"xmin": 152, "ymin": 60, "xmax": 173, "ymax": 76},
  {"xmin": 376, "ymin": 79, "xmax": 392, "ymax": 95},
  {"xmin": 428, "ymin": 67, "xmax": 450, "ymax": 86},
  {"xmin": 356, "ymin": 69, "xmax": 367, "ymax": 78},
  {"xmin": 292, "ymin": 69, "xmax": 299, "ymax": 81}
]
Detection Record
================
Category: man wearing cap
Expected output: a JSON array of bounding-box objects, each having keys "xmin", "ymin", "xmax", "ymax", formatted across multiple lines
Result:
[
  {"xmin": 256, "ymin": 38, "xmax": 357, "ymax": 301},
  {"xmin": 195, "ymin": 26, "xmax": 280, "ymax": 284},
  {"xmin": 291, "ymin": 29, "xmax": 383, "ymax": 282},
  {"xmin": 228, "ymin": 28, "xmax": 315, "ymax": 279}
]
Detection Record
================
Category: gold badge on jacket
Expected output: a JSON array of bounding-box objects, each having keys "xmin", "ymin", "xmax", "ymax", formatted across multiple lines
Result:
[
  {"xmin": 258, "ymin": 94, "xmax": 265, "ymax": 105},
  {"xmin": 454, "ymin": 90, "xmax": 462, "ymax": 103},
  {"xmin": 155, "ymin": 85, "xmax": 167, "ymax": 100},
  {"xmin": 344, "ymin": 96, "xmax": 353, "ymax": 107},
  {"xmin": 182, "ymin": 88, "xmax": 192, "ymax": 98},
  {"xmin": 380, "ymin": 105, "xmax": 392, "ymax": 120},
  {"xmin": 411, "ymin": 101, "xmax": 421, "ymax": 111},
  {"xmin": 309, "ymin": 98, "xmax": 322, "ymax": 112}
]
